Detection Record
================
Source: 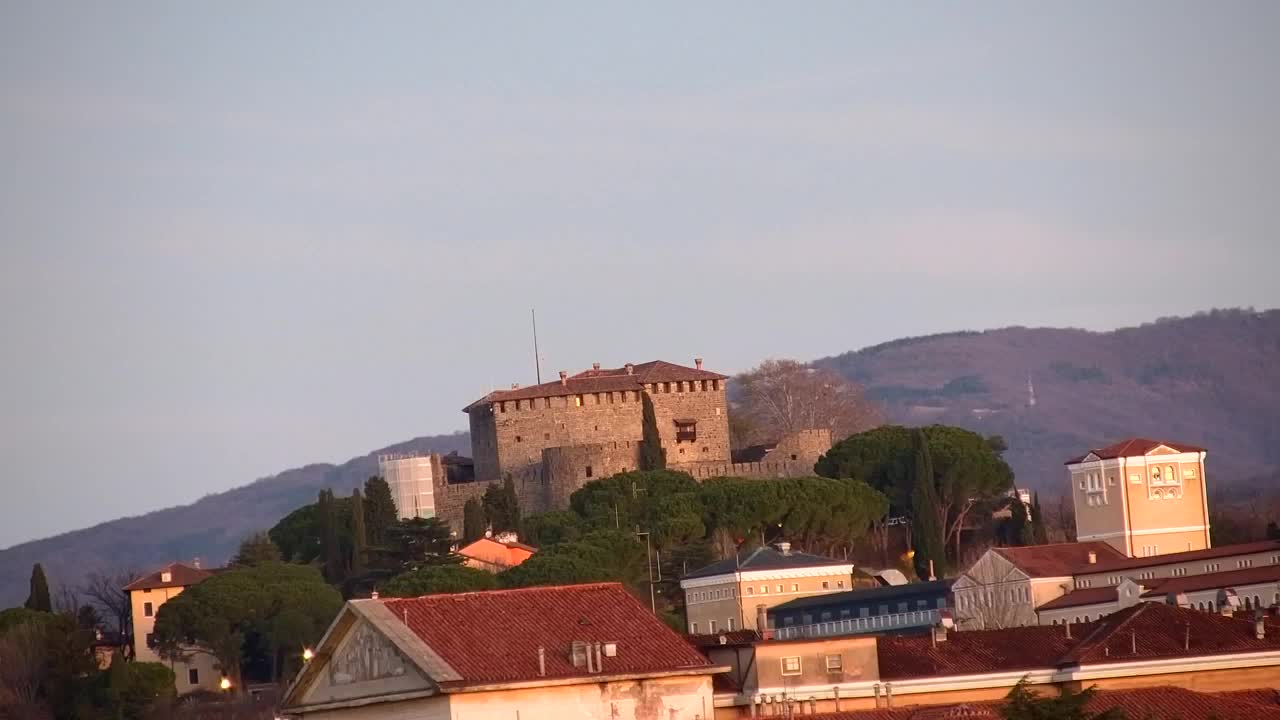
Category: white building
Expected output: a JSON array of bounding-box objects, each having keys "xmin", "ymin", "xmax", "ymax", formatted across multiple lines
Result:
[{"xmin": 377, "ymin": 453, "xmax": 440, "ymax": 520}]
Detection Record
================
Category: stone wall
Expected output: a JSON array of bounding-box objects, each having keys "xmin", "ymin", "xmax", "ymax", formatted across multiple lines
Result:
[{"xmin": 432, "ymin": 477, "xmax": 495, "ymax": 534}]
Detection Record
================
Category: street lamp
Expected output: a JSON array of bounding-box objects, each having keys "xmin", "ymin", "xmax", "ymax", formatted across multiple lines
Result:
[
  {"xmin": 219, "ymin": 676, "xmax": 232, "ymax": 692},
  {"xmin": 302, "ymin": 647, "xmax": 315, "ymax": 662}
]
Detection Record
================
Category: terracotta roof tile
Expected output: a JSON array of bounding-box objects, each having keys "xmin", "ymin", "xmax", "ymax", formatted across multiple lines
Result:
[
  {"xmin": 683, "ymin": 546, "xmax": 850, "ymax": 580},
  {"xmin": 1060, "ymin": 602, "xmax": 1280, "ymax": 665},
  {"xmin": 1035, "ymin": 586, "xmax": 1121, "ymax": 611},
  {"xmin": 1142, "ymin": 562, "xmax": 1280, "ymax": 596},
  {"xmin": 1064, "ymin": 437, "xmax": 1206, "ymax": 464},
  {"xmin": 1084, "ymin": 539, "xmax": 1280, "ymax": 574},
  {"xmin": 992, "ymin": 542, "xmax": 1126, "ymax": 578},
  {"xmin": 464, "ymin": 360, "xmax": 726, "ymax": 410},
  {"xmin": 380, "ymin": 583, "xmax": 714, "ymax": 686},
  {"xmin": 876, "ymin": 623, "xmax": 1088, "ymax": 679},
  {"xmin": 123, "ymin": 562, "xmax": 214, "ymax": 591}
]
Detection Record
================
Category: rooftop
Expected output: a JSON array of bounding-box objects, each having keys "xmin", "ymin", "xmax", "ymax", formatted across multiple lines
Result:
[
  {"xmin": 771, "ymin": 580, "xmax": 953, "ymax": 614},
  {"xmin": 1035, "ymin": 585, "xmax": 1123, "ymax": 611},
  {"xmin": 990, "ymin": 541, "xmax": 1126, "ymax": 578},
  {"xmin": 682, "ymin": 545, "xmax": 851, "ymax": 581},
  {"xmin": 378, "ymin": 583, "xmax": 714, "ymax": 686},
  {"xmin": 1142, "ymin": 562, "xmax": 1280, "ymax": 596},
  {"xmin": 464, "ymin": 360, "xmax": 727, "ymax": 410},
  {"xmin": 1065, "ymin": 437, "xmax": 1206, "ymax": 464},
  {"xmin": 1082, "ymin": 539, "xmax": 1280, "ymax": 574},
  {"xmin": 123, "ymin": 562, "xmax": 215, "ymax": 592}
]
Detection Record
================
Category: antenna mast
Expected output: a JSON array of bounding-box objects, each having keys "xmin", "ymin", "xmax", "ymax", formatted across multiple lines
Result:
[{"xmin": 531, "ymin": 309, "xmax": 542, "ymax": 385}]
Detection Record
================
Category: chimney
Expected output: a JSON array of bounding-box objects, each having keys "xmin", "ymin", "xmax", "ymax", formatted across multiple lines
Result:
[
  {"xmin": 559, "ymin": 370, "xmax": 568, "ymax": 386},
  {"xmin": 885, "ymin": 682, "xmax": 894, "ymax": 708},
  {"xmin": 371, "ymin": 589, "xmax": 379, "ymax": 600},
  {"xmin": 1088, "ymin": 551, "xmax": 1097, "ymax": 565},
  {"xmin": 874, "ymin": 684, "xmax": 882, "ymax": 708},
  {"xmin": 191, "ymin": 557, "xmax": 201, "ymax": 570},
  {"xmin": 776, "ymin": 541, "xmax": 791, "ymax": 556},
  {"xmin": 511, "ymin": 383, "xmax": 520, "ymax": 390},
  {"xmin": 592, "ymin": 362, "xmax": 600, "ymax": 370},
  {"xmin": 756, "ymin": 604, "xmax": 771, "ymax": 640},
  {"xmin": 1256, "ymin": 612, "xmax": 1267, "ymax": 640},
  {"xmin": 594, "ymin": 642, "xmax": 604, "ymax": 671},
  {"xmin": 695, "ymin": 357, "xmax": 704, "ymax": 370},
  {"xmin": 537, "ymin": 646, "xmax": 546, "ymax": 676},
  {"xmin": 1065, "ymin": 619, "xmax": 1072, "ymax": 639},
  {"xmin": 625, "ymin": 363, "xmax": 634, "ymax": 375},
  {"xmin": 931, "ymin": 624, "xmax": 947, "ymax": 646}
]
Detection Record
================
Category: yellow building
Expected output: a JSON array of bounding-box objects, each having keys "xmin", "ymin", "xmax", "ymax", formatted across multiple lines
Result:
[
  {"xmin": 680, "ymin": 543, "xmax": 855, "ymax": 634},
  {"xmin": 1065, "ymin": 438, "xmax": 1211, "ymax": 558},
  {"xmin": 124, "ymin": 562, "xmax": 222, "ymax": 695},
  {"xmin": 281, "ymin": 583, "xmax": 726, "ymax": 719}
]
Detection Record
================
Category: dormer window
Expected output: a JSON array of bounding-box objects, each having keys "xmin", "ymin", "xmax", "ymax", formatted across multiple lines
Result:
[
  {"xmin": 160, "ymin": 571, "xmax": 172, "ymax": 584},
  {"xmin": 674, "ymin": 419, "xmax": 697, "ymax": 443}
]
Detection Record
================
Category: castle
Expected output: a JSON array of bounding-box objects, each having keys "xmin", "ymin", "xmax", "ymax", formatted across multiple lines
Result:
[{"xmin": 393, "ymin": 359, "xmax": 832, "ymax": 531}]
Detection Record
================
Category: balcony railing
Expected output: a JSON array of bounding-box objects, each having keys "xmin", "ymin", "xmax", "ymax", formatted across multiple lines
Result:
[{"xmin": 772, "ymin": 608, "xmax": 941, "ymax": 640}]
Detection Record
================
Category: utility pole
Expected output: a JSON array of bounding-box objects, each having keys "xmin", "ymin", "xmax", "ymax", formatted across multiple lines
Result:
[
  {"xmin": 531, "ymin": 309, "xmax": 542, "ymax": 384},
  {"xmin": 635, "ymin": 527, "xmax": 657, "ymax": 613}
]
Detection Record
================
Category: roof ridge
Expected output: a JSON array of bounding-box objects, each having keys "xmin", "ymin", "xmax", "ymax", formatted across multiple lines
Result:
[
  {"xmin": 1061, "ymin": 603, "xmax": 1149, "ymax": 661},
  {"xmin": 382, "ymin": 581, "xmax": 623, "ymax": 603}
]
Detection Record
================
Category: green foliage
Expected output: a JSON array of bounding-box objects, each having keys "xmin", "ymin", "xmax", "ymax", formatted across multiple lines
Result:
[
  {"xmin": 911, "ymin": 430, "xmax": 947, "ymax": 579},
  {"xmin": 379, "ymin": 517, "xmax": 460, "ymax": 573},
  {"xmin": 363, "ymin": 476, "xmax": 399, "ymax": 541},
  {"xmin": 383, "ymin": 565, "xmax": 498, "ymax": 597},
  {"xmin": 1031, "ymin": 493, "xmax": 1050, "ymax": 545},
  {"xmin": 350, "ymin": 489, "xmax": 368, "ymax": 578},
  {"xmin": 232, "ymin": 531, "xmax": 283, "ymax": 567},
  {"xmin": 639, "ymin": 391, "xmax": 667, "ymax": 470},
  {"xmin": 118, "ymin": 662, "xmax": 176, "ymax": 718},
  {"xmin": 483, "ymin": 477, "xmax": 521, "ymax": 533},
  {"xmin": 269, "ymin": 495, "xmax": 354, "ymax": 564},
  {"xmin": 43, "ymin": 613, "xmax": 99, "ymax": 718},
  {"xmin": 462, "ymin": 498, "xmax": 486, "ymax": 543},
  {"xmin": 570, "ymin": 470, "xmax": 703, "ymax": 545},
  {"xmin": 152, "ymin": 562, "xmax": 342, "ymax": 687},
  {"xmin": 1000, "ymin": 678, "xmax": 1123, "ymax": 720},
  {"xmin": 996, "ymin": 498, "xmax": 1034, "ymax": 547},
  {"xmin": 499, "ymin": 530, "xmax": 648, "ymax": 591},
  {"xmin": 319, "ymin": 489, "xmax": 345, "ymax": 584},
  {"xmin": 815, "ymin": 425, "xmax": 916, "ymax": 513},
  {"xmin": 0, "ymin": 606, "xmax": 50, "ymax": 635},
  {"xmin": 25, "ymin": 563, "xmax": 51, "ymax": 612},
  {"xmin": 520, "ymin": 511, "xmax": 583, "ymax": 547},
  {"xmin": 77, "ymin": 604, "xmax": 100, "ymax": 630},
  {"xmin": 1050, "ymin": 362, "xmax": 1110, "ymax": 384}
]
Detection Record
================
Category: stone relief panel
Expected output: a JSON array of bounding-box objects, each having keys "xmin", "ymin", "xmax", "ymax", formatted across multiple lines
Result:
[{"xmin": 329, "ymin": 620, "xmax": 409, "ymax": 686}]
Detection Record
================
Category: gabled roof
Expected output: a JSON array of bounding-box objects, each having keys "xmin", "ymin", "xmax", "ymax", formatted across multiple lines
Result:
[
  {"xmin": 380, "ymin": 583, "xmax": 714, "ymax": 686},
  {"xmin": 682, "ymin": 546, "xmax": 851, "ymax": 581},
  {"xmin": 123, "ymin": 562, "xmax": 215, "ymax": 591},
  {"xmin": 1034, "ymin": 585, "xmax": 1122, "ymax": 611},
  {"xmin": 1065, "ymin": 437, "xmax": 1206, "ymax": 464},
  {"xmin": 455, "ymin": 537, "xmax": 537, "ymax": 569},
  {"xmin": 877, "ymin": 623, "xmax": 1086, "ymax": 679},
  {"xmin": 990, "ymin": 541, "xmax": 1125, "ymax": 579},
  {"xmin": 1059, "ymin": 601, "xmax": 1280, "ymax": 665},
  {"xmin": 1141, "ymin": 562, "xmax": 1280, "ymax": 596},
  {"xmin": 464, "ymin": 360, "xmax": 726, "ymax": 410},
  {"xmin": 1082, "ymin": 539, "xmax": 1280, "ymax": 575}
]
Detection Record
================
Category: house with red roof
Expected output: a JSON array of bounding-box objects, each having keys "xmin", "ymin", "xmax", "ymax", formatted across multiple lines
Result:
[
  {"xmin": 124, "ymin": 561, "xmax": 223, "ymax": 695},
  {"xmin": 281, "ymin": 583, "xmax": 727, "ymax": 718},
  {"xmin": 455, "ymin": 534, "xmax": 537, "ymax": 573}
]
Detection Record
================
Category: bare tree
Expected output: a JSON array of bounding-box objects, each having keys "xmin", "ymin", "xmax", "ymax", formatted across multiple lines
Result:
[
  {"xmin": 80, "ymin": 569, "xmax": 138, "ymax": 645},
  {"xmin": 51, "ymin": 582, "xmax": 79, "ymax": 617},
  {"xmin": 732, "ymin": 359, "xmax": 881, "ymax": 448},
  {"xmin": 0, "ymin": 621, "xmax": 49, "ymax": 716}
]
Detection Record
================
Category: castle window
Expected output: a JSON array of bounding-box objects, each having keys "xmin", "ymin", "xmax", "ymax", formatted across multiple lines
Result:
[
  {"xmin": 499, "ymin": 402, "xmax": 506, "ymax": 413},
  {"xmin": 700, "ymin": 380, "xmax": 707, "ymax": 391},
  {"xmin": 515, "ymin": 436, "xmax": 522, "ymax": 443},
  {"xmin": 585, "ymin": 465, "xmax": 593, "ymax": 478},
  {"xmin": 712, "ymin": 380, "xmax": 719, "ymax": 391},
  {"xmin": 620, "ymin": 392, "xmax": 628, "ymax": 403},
  {"xmin": 703, "ymin": 446, "xmax": 708, "ymax": 453},
  {"xmin": 544, "ymin": 397, "xmax": 552, "ymax": 409},
  {"xmin": 678, "ymin": 448, "xmax": 685, "ymax": 454},
  {"xmin": 575, "ymin": 395, "xmax": 583, "ymax": 407},
  {"xmin": 544, "ymin": 432, "xmax": 551, "ymax": 440},
  {"xmin": 675, "ymin": 419, "xmax": 697, "ymax": 442},
  {"xmin": 608, "ymin": 392, "xmax": 615, "ymax": 404},
  {"xmin": 594, "ymin": 393, "xmax": 601, "ymax": 404}
]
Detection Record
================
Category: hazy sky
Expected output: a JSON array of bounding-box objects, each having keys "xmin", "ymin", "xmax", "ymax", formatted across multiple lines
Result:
[{"xmin": 2, "ymin": 2, "xmax": 1278, "ymax": 549}]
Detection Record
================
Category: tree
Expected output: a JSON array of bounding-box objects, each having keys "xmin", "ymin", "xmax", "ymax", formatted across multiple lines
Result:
[
  {"xmin": 232, "ymin": 531, "xmax": 283, "ymax": 567},
  {"xmin": 152, "ymin": 563, "xmax": 342, "ymax": 691},
  {"xmin": 499, "ymin": 531, "xmax": 648, "ymax": 592},
  {"xmin": 1001, "ymin": 678, "xmax": 1123, "ymax": 720},
  {"xmin": 462, "ymin": 498, "xmax": 486, "ymax": 543},
  {"xmin": 911, "ymin": 429, "xmax": 947, "ymax": 579},
  {"xmin": 1267, "ymin": 520, "xmax": 1280, "ymax": 541},
  {"xmin": 117, "ymin": 662, "xmax": 175, "ymax": 719},
  {"xmin": 521, "ymin": 511, "xmax": 583, "ymax": 548},
  {"xmin": 43, "ymin": 613, "xmax": 98, "ymax": 718},
  {"xmin": 378, "ymin": 517, "xmax": 460, "ymax": 573},
  {"xmin": 732, "ymin": 358, "xmax": 881, "ymax": 449},
  {"xmin": 483, "ymin": 478, "xmax": 520, "ymax": 533},
  {"xmin": 364, "ymin": 476, "xmax": 399, "ymax": 540},
  {"xmin": 350, "ymin": 489, "xmax": 369, "ymax": 578},
  {"xmin": 0, "ymin": 618, "xmax": 47, "ymax": 712},
  {"xmin": 76, "ymin": 605, "xmax": 100, "ymax": 631},
  {"xmin": 318, "ymin": 489, "xmax": 345, "ymax": 585},
  {"xmin": 80, "ymin": 569, "xmax": 137, "ymax": 643},
  {"xmin": 25, "ymin": 563, "xmax": 51, "ymax": 613},
  {"xmin": 1030, "ymin": 493, "xmax": 1050, "ymax": 545},
  {"xmin": 0, "ymin": 607, "xmax": 50, "ymax": 636},
  {"xmin": 383, "ymin": 566, "xmax": 498, "ymax": 597},
  {"xmin": 639, "ymin": 392, "xmax": 667, "ymax": 471}
]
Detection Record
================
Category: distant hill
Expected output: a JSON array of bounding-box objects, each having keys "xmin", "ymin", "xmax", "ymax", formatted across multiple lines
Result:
[
  {"xmin": 816, "ymin": 308, "xmax": 1280, "ymax": 493},
  {"xmin": 4, "ymin": 308, "xmax": 1277, "ymax": 607},
  {"xmin": 0, "ymin": 433, "xmax": 469, "ymax": 607}
]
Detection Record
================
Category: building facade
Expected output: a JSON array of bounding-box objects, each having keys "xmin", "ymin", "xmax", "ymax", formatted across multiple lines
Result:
[
  {"xmin": 952, "ymin": 542, "xmax": 1125, "ymax": 629},
  {"xmin": 681, "ymin": 544, "xmax": 855, "ymax": 634},
  {"xmin": 768, "ymin": 581, "xmax": 953, "ymax": 639},
  {"xmin": 1066, "ymin": 438, "xmax": 1211, "ymax": 558},
  {"xmin": 124, "ymin": 563, "xmax": 222, "ymax": 695},
  {"xmin": 377, "ymin": 452, "xmax": 440, "ymax": 520}
]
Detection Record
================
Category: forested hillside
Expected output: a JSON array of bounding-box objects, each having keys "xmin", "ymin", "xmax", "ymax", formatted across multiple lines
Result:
[{"xmin": 816, "ymin": 308, "xmax": 1280, "ymax": 493}]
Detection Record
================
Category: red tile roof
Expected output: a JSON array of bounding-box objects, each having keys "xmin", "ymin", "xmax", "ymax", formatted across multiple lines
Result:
[
  {"xmin": 123, "ymin": 562, "xmax": 215, "ymax": 591},
  {"xmin": 1141, "ymin": 562, "xmax": 1280, "ymax": 596},
  {"xmin": 992, "ymin": 542, "xmax": 1126, "ymax": 578},
  {"xmin": 685, "ymin": 630, "xmax": 762, "ymax": 649},
  {"xmin": 380, "ymin": 583, "xmax": 714, "ymax": 686},
  {"xmin": 464, "ymin": 360, "xmax": 726, "ymax": 410},
  {"xmin": 806, "ymin": 687, "xmax": 1280, "ymax": 720},
  {"xmin": 1035, "ymin": 585, "xmax": 1121, "ymax": 611},
  {"xmin": 877, "ymin": 623, "xmax": 1090, "ymax": 679},
  {"xmin": 1060, "ymin": 601, "xmax": 1280, "ymax": 665},
  {"xmin": 1065, "ymin": 437, "xmax": 1206, "ymax": 464},
  {"xmin": 1082, "ymin": 539, "xmax": 1280, "ymax": 575}
]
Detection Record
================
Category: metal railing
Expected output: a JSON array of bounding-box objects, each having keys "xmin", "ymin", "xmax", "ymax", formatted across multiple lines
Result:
[{"xmin": 773, "ymin": 608, "xmax": 941, "ymax": 639}]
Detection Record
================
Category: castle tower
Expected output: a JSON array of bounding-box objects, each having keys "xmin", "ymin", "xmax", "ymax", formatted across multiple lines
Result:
[{"xmin": 1064, "ymin": 438, "xmax": 1210, "ymax": 558}]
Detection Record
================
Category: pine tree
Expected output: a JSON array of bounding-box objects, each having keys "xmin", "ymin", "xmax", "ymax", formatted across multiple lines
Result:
[
  {"xmin": 25, "ymin": 562, "xmax": 51, "ymax": 612},
  {"xmin": 910, "ymin": 430, "xmax": 947, "ymax": 580},
  {"xmin": 364, "ymin": 476, "xmax": 399, "ymax": 544},
  {"xmin": 350, "ymin": 488, "xmax": 368, "ymax": 577},
  {"xmin": 639, "ymin": 391, "xmax": 667, "ymax": 471},
  {"xmin": 462, "ymin": 498, "xmax": 486, "ymax": 543},
  {"xmin": 232, "ymin": 531, "xmax": 282, "ymax": 566}
]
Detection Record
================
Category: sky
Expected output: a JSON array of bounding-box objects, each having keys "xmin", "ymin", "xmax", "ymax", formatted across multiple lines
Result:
[{"xmin": 1, "ymin": 2, "xmax": 1278, "ymax": 549}]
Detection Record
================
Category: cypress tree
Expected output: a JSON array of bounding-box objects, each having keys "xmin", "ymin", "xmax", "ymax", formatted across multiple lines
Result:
[
  {"xmin": 462, "ymin": 498, "xmax": 486, "ymax": 543},
  {"xmin": 351, "ymin": 488, "xmax": 368, "ymax": 577},
  {"xmin": 639, "ymin": 391, "xmax": 667, "ymax": 471},
  {"xmin": 363, "ymin": 476, "xmax": 399, "ymax": 544},
  {"xmin": 25, "ymin": 562, "xmax": 51, "ymax": 612},
  {"xmin": 1030, "ymin": 492, "xmax": 1050, "ymax": 545},
  {"xmin": 318, "ymin": 490, "xmax": 344, "ymax": 584},
  {"xmin": 909, "ymin": 430, "xmax": 947, "ymax": 579},
  {"xmin": 502, "ymin": 476, "xmax": 521, "ymax": 533}
]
